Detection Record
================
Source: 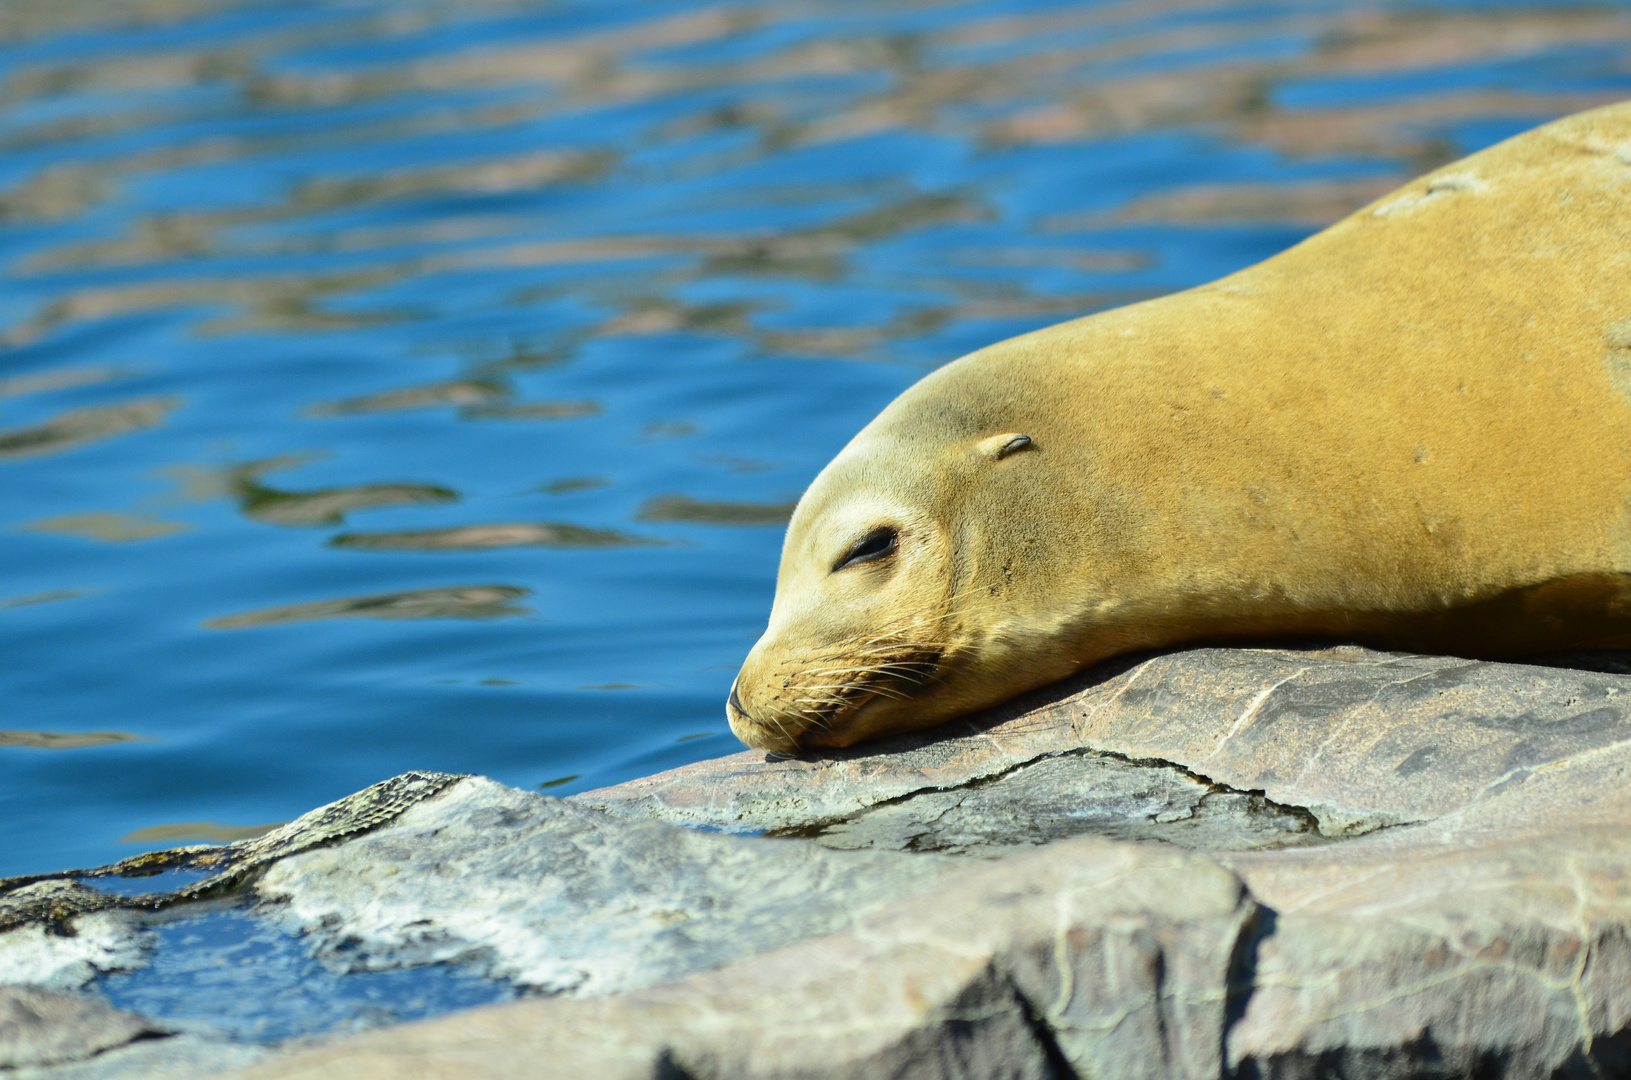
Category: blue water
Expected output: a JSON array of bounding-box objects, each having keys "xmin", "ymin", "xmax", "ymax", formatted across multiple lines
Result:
[
  {"xmin": 99, "ymin": 900, "xmax": 515, "ymax": 1042},
  {"xmin": 2, "ymin": 0, "xmax": 1629, "ymax": 878}
]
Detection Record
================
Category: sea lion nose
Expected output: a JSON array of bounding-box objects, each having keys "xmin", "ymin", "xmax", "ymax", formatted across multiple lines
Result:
[{"xmin": 727, "ymin": 681, "xmax": 750, "ymax": 721}]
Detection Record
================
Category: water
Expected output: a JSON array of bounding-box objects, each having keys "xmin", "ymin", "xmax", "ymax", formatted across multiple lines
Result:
[
  {"xmin": 1, "ymin": 0, "xmax": 1629, "ymax": 879},
  {"xmin": 98, "ymin": 900, "xmax": 516, "ymax": 1043}
]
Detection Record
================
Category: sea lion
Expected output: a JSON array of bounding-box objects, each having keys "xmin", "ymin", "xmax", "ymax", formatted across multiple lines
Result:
[{"xmin": 727, "ymin": 101, "xmax": 1631, "ymax": 754}]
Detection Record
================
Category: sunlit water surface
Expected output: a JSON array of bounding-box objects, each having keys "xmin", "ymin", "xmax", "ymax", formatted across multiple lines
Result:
[{"xmin": 2, "ymin": 0, "xmax": 1629, "ymax": 877}]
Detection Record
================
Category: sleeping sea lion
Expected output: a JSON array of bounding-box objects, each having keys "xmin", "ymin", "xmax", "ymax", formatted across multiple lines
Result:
[{"xmin": 727, "ymin": 100, "xmax": 1631, "ymax": 753}]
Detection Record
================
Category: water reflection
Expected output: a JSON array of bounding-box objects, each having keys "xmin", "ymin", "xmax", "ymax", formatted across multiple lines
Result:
[
  {"xmin": 637, "ymin": 496, "xmax": 797, "ymax": 526},
  {"xmin": 0, "ymin": 0, "xmax": 1627, "ymax": 880},
  {"xmin": 205, "ymin": 586, "xmax": 532, "ymax": 628},
  {"xmin": 330, "ymin": 523, "xmax": 655, "ymax": 551},
  {"xmin": 308, "ymin": 380, "xmax": 599, "ymax": 421},
  {"xmin": 0, "ymin": 590, "xmax": 82, "ymax": 609},
  {"xmin": 0, "ymin": 398, "xmax": 178, "ymax": 460},
  {"xmin": 0, "ymin": 730, "xmax": 150, "ymax": 749},
  {"xmin": 118, "ymin": 822, "xmax": 281, "ymax": 845},
  {"xmin": 13, "ymin": 0, "xmax": 1619, "ymax": 361},
  {"xmin": 239, "ymin": 481, "xmax": 459, "ymax": 528},
  {"xmin": 76, "ymin": 867, "xmax": 214, "ymax": 898},
  {"xmin": 538, "ymin": 476, "xmax": 609, "ymax": 495},
  {"xmin": 290, "ymin": 150, "xmax": 611, "ymax": 210},
  {"xmin": 24, "ymin": 512, "xmax": 189, "ymax": 542},
  {"xmin": 0, "ymin": 365, "xmax": 129, "ymax": 400},
  {"xmin": 463, "ymin": 401, "xmax": 600, "ymax": 421},
  {"xmin": 163, "ymin": 457, "xmax": 462, "ymax": 526},
  {"xmin": 307, "ymin": 380, "xmax": 508, "ymax": 416}
]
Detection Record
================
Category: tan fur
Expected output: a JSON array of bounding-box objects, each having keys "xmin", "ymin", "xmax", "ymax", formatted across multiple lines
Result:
[{"xmin": 729, "ymin": 101, "xmax": 1631, "ymax": 753}]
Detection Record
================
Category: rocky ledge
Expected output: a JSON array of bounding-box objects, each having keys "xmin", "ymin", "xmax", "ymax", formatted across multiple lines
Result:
[{"xmin": 6, "ymin": 645, "xmax": 1631, "ymax": 1078}]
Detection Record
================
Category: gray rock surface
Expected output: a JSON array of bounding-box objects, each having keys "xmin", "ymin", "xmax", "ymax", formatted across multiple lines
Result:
[
  {"xmin": 1216, "ymin": 745, "xmax": 1631, "ymax": 1077},
  {"xmin": 0, "ymin": 987, "xmax": 159, "ymax": 1069},
  {"xmin": 9, "ymin": 645, "xmax": 1631, "ymax": 1079},
  {"xmin": 580, "ymin": 645, "xmax": 1631, "ymax": 842},
  {"xmin": 0, "ymin": 911, "xmax": 150, "ymax": 994},
  {"xmin": 253, "ymin": 776, "xmax": 955, "ymax": 994},
  {"xmin": 0, "ymin": 771, "xmax": 465, "ymax": 937},
  {"xmin": 222, "ymin": 836, "xmax": 1259, "ymax": 1080},
  {"xmin": 8, "ymin": 1035, "xmax": 270, "ymax": 1080},
  {"xmin": 797, "ymin": 749, "xmax": 1319, "ymax": 856}
]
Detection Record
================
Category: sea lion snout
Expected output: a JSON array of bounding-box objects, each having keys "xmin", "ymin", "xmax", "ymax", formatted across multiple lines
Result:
[
  {"xmin": 725, "ymin": 678, "xmax": 794, "ymax": 751},
  {"xmin": 725, "ymin": 646, "xmax": 806, "ymax": 753},
  {"xmin": 727, "ymin": 629, "xmax": 952, "ymax": 753}
]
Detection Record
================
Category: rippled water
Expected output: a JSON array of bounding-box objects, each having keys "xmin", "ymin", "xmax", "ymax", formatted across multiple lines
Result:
[{"xmin": 1, "ymin": 0, "xmax": 1628, "ymax": 878}]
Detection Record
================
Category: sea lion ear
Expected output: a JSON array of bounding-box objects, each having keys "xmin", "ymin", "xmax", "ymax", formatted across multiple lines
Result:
[{"xmin": 978, "ymin": 433, "xmax": 1035, "ymax": 460}]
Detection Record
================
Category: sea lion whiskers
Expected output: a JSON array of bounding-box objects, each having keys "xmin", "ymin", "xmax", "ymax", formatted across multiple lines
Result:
[
  {"xmin": 795, "ymin": 654, "xmax": 940, "ymax": 701},
  {"xmin": 754, "ymin": 623, "xmax": 951, "ymax": 742},
  {"xmin": 802, "ymin": 658, "xmax": 948, "ymax": 690},
  {"xmin": 754, "ymin": 584, "xmax": 1013, "ymax": 736},
  {"xmin": 790, "ymin": 590, "xmax": 988, "ymax": 677},
  {"xmin": 799, "ymin": 680, "xmax": 916, "ymax": 702},
  {"xmin": 758, "ymin": 707, "xmax": 798, "ymax": 746}
]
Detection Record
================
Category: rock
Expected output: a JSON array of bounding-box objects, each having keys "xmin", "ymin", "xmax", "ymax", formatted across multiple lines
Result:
[
  {"xmin": 0, "ymin": 986, "xmax": 160, "ymax": 1069},
  {"xmin": 12, "ymin": 645, "xmax": 1631, "ymax": 1078},
  {"xmin": 10, "ymin": 1033, "xmax": 272, "ymax": 1080},
  {"xmin": 0, "ymin": 883, "xmax": 123, "ymax": 937},
  {"xmin": 252, "ymin": 776, "xmax": 956, "ymax": 994},
  {"xmin": 1216, "ymin": 729, "xmax": 1631, "ymax": 1078},
  {"xmin": 801, "ymin": 750, "xmax": 1318, "ymax": 856},
  {"xmin": 0, "ymin": 779, "xmax": 959, "ymax": 1072},
  {"xmin": 0, "ymin": 771, "xmax": 467, "ymax": 934},
  {"xmin": 579, "ymin": 646, "xmax": 1631, "ymax": 842},
  {"xmin": 215, "ymin": 837, "xmax": 1258, "ymax": 1080},
  {"xmin": 0, "ymin": 908, "xmax": 150, "ymax": 993}
]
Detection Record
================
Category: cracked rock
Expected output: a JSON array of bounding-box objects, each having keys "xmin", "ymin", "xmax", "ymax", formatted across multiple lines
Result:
[
  {"xmin": 580, "ymin": 645, "xmax": 1631, "ymax": 844},
  {"xmin": 797, "ymin": 750, "xmax": 1319, "ymax": 856}
]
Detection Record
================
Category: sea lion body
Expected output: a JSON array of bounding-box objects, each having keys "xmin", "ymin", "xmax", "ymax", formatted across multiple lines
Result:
[{"xmin": 728, "ymin": 101, "xmax": 1631, "ymax": 753}]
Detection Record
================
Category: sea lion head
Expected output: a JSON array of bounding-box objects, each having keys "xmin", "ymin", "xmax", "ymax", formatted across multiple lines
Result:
[{"xmin": 727, "ymin": 360, "xmax": 1087, "ymax": 752}]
